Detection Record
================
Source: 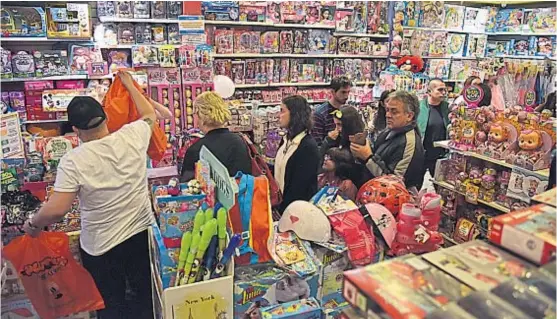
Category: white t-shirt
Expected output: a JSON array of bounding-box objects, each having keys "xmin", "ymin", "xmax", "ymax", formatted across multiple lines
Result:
[{"xmin": 54, "ymin": 120, "xmax": 155, "ymax": 256}]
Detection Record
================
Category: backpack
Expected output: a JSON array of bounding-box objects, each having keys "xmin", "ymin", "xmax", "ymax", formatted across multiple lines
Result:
[{"xmin": 237, "ymin": 133, "xmax": 282, "ymax": 207}]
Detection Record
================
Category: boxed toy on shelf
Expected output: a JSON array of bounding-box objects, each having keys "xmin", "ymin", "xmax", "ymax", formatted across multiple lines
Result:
[
  {"xmin": 45, "ymin": 3, "xmax": 91, "ymax": 39},
  {"xmin": 489, "ymin": 204, "xmax": 555, "ymax": 265},
  {"xmin": 0, "ymin": 7, "xmax": 46, "ymax": 37}
]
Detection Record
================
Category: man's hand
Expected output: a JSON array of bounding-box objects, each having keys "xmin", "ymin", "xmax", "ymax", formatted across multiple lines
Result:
[
  {"xmin": 23, "ymin": 219, "xmax": 41, "ymax": 238},
  {"xmin": 118, "ymin": 71, "xmax": 135, "ymax": 89},
  {"xmin": 350, "ymin": 139, "xmax": 372, "ymax": 161},
  {"xmin": 327, "ymin": 129, "xmax": 339, "ymax": 141}
]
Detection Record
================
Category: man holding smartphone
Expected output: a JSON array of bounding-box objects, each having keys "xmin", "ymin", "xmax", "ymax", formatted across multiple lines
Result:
[{"xmin": 350, "ymin": 91, "xmax": 424, "ymax": 190}]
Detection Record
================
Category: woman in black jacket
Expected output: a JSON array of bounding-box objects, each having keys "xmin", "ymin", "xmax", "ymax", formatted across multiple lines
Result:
[{"xmin": 274, "ymin": 95, "xmax": 320, "ymax": 213}]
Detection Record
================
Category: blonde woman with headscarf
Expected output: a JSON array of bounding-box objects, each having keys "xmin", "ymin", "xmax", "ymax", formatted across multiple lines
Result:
[{"xmin": 180, "ymin": 92, "xmax": 252, "ymax": 181}]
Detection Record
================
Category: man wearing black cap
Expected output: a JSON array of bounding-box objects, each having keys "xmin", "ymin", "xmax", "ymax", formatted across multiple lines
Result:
[{"xmin": 23, "ymin": 72, "xmax": 157, "ymax": 318}]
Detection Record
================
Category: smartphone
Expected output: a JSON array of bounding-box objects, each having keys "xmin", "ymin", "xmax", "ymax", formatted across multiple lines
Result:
[{"xmin": 349, "ymin": 130, "xmax": 368, "ymax": 146}]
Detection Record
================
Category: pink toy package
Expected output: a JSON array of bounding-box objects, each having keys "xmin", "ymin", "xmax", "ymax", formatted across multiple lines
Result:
[
  {"xmin": 260, "ymin": 31, "xmax": 279, "ymax": 54},
  {"xmin": 234, "ymin": 30, "xmax": 260, "ymax": 54},
  {"xmin": 214, "ymin": 29, "xmax": 234, "ymax": 54},
  {"xmin": 266, "ymin": 2, "xmax": 281, "ymax": 24},
  {"xmin": 280, "ymin": 1, "xmax": 306, "ymax": 24},
  {"xmin": 55, "ymin": 80, "xmax": 86, "ymax": 89},
  {"xmin": 306, "ymin": 2, "xmax": 321, "ymax": 24}
]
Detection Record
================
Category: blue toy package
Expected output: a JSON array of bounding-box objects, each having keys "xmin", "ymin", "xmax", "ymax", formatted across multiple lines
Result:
[
  {"xmin": 151, "ymin": 223, "xmax": 181, "ymax": 289},
  {"xmin": 312, "ymin": 245, "xmax": 350, "ymax": 311},
  {"xmin": 529, "ymin": 36, "xmax": 555, "ymax": 57},
  {"xmin": 1, "ymin": 158, "xmax": 25, "ymax": 192},
  {"xmin": 0, "ymin": 7, "xmax": 46, "ymax": 37},
  {"xmin": 152, "ymin": 183, "xmax": 206, "ymax": 239},
  {"xmin": 234, "ymin": 264, "xmax": 322, "ymax": 319},
  {"xmin": 510, "ymin": 39, "xmax": 530, "ymax": 56},
  {"xmin": 495, "ymin": 8, "xmax": 524, "ymax": 33},
  {"xmin": 260, "ymin": 298, "xmax": 322, "ymax": 319},
  {"xmin": 202, "ymin": 1, "xmax": 239, "ymax": 21}
]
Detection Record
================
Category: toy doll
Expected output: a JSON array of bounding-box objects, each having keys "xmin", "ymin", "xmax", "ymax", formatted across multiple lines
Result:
[
  {"xmin": 306, "ymin": 5, "xmax": 320, "ymax": 24},
  {"xmin": 515, "ymin": 129, "xmax": 543, "ymax": 164},
  {"xmin": 487, "ymin": 123, "xmax": 509, "ymax": 153}
]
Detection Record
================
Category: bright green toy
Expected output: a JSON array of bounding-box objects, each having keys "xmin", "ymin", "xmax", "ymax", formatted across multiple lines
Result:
[{"xmin": 187, "ymin": 218, "xmax": 217, "ymax": 284}]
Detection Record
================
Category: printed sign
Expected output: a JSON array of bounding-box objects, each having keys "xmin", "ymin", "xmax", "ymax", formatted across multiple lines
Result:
[
  {"xmin": 462, "ymin": 85, "xmax": 484, "ymax": 108},
  {"xmin": 199, "ymin": 146, "xmax": 237, "ymax": 209},
  {"xmin": 0, "ymin": 113, "xmax": 24, "ymax": 158},
  {"xmin": 178, "ymin": 16, "xmax": 205, "ymax": 34}
]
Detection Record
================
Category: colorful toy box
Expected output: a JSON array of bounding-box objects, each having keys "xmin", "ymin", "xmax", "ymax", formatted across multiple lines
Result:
[
  {"xmin": 342, "ymin": 255, "xmax": 472, "ymax": 318},
  {"xmin": 489, "ymin": 204, "xmax": 556, "ymax": 265},
  {"xmin": 152, "ymin": 183, "xmax": 206, "ymax": 245},
  {"xmin": 202, "ymin": 1, "xmax": 240, "ymax": 21},
  {"xmin": 312, "ymin": 245, "xmax": 350, "ymax": 308},
  {"xmin": 234, "ymin": 264, "xmax": 322, "ymax": 319},
  {"xmin": 260, "ymin": 298, "xmax": 322, "ymax": 319},
  {"xmin": 0, "ymin": 7, "xmax": 46, "ymax": 37},
  {"xmin": 423, "ymin": 240, "xmax": 536, "ymax": 291},
  {"xmin": 45, "ymin": 3, "xmax": 91, "ymax": 39},
  {"xmin": 151, "ymin": 222, "xmax": 181, "ymax": 289}
]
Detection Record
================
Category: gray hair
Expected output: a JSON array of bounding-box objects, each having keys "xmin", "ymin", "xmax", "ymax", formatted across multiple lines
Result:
[{"xmin": 386, "ymin": 90, "xmax": 420, "ymax": 120}]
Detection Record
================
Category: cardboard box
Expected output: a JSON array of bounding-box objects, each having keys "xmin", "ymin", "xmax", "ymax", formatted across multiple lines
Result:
[
  {"xmin": 423, "ymin": 240, "xmax": 536, "ymax": 291},
  {"xmin": 343, "ymin": 255, "xmax": 472, "ymax": 319},
  {"xmin": 260, "ymin": 297, "xmax": 322, "ymax": 319},
  {"xmin": 312, "ymin": 245, "xmax": 350, "ymax": 308},
  {"xmin": 233, "ymin": 264, "xmax": 322, "ymax": 319},
  {"xmin": 489, "ymin": 204, "xmax": 556, "ymax": 265}
]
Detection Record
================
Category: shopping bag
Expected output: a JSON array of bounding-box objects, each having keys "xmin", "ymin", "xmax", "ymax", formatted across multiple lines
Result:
[
  {"xmin": 103, "ymin": 75, "xmax": 168, "ymax": 161},
  {"xmin": 2, "ymin": 232, "xmax": 105, "ymax": 319}
]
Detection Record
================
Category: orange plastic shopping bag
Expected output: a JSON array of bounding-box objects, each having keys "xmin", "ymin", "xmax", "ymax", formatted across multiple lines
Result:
[
  {"xmin": 103, "ymin": 75, "xmax": 168, "ymax": 161},
  {"xmin": 2, "ymin": 232, "xmax": 105, "ymax": 319}
]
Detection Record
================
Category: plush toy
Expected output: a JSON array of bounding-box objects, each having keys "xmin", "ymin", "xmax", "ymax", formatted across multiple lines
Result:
[{"xmin": 395, "ymin": 55, "xmax": 424, "ymax": 73}]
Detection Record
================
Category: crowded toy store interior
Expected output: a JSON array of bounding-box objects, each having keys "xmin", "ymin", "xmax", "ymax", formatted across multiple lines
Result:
[{"xmin": 1, "ymin": 1, "xmax": 557, "ymax": 318}]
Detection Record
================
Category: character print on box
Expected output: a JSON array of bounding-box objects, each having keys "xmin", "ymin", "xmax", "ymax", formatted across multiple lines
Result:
[
  {"xmin": 266, "ymin": 2, "xmax": 281, "ymax": 24},
  {"xmin": 495, "ymin": 9, "xmax": 524, "ymax": 33},
  {"xmin": 98, "ymin": 1, "xmax": 115, "ymax": 17},
  {"xmin": 336, "ymin": 8, "xmax": 354, "ymax": 32},
  {"xmin": 308, "ymin": 30, "xmax": 330, "ymax": 54},
  {"xmin": 167, "ymin": 1, "xmax": 182, "ymax": 19},
  {"xmin": 463, "ymin": 7, "xmax": 489, "ymax": 33},
  {"xmin": 11, "ymin": 51, "xmax": 35, "ymax": 78},
  {"xmin": 447, "ymin": 33, "xmax": 466, "ymax": 57},
  {"xmin": 261, "ymin": 31, "xmax": 279, "ymax": 54},
  {"xmin": 151, "ymin": 1, "xmax": 166, "ymax": 19},
  {"xmin": 429, "ymin": 32, "xmax": 448, "ymax": 57},
  {"xmin": 33, "ymin": 50, "xmax": 68, "ymax": 77},
  {"xmin": 107, "ymin": 49, "xmax": 131, "ymax": 72},
  {"xmin": 133, "ymin": 1, "xmax": 150, "ymax": 19},
  {"xmin": 117, "ymin": 23, "xmax": 135, "ymax": 44},
  {"xmin": 306, "ymin": 3, "xmax": 320, "ymax": 25},
  {"xmin": 1, "ymin": 48, "xmax": 13, "ymax": 79},
  {"xmin": 320, "ymin": 4, "xmax": 336, "ymax": 26},
  {"xmin": 152, "ymin": 25, "xmax": 166, "ymax": 44},
  {"xmin": 215, "ymin": 29, "xmax": 234, "ymax": 54},
  {"xmin": 167, "ymin": 24, "xmax": 181, "ymax": 45},
  {"xmin": 293, "ymin": 30, "xmax": 308, "ymax": 54},
  {"xmin": 445, "ymin": 5, "xmax": 465, "ymax": 31},
  {"xmin": 279, "ymin": 31, "xmax": 294, "ymax": 54},
  {"xmin": 116, "ymin": 1, "xmax": 133, "ymax": 18},
  {"xmin": 135, "ymin": 24, "xmax": 152, "ymax": 45},
  {"xmin": 420, "ymin": 1, "xmax": 445, "ymax": 28}
]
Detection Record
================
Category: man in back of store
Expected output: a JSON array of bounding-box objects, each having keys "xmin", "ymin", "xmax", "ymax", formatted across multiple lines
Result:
[
  {"xmin": 417, "ymin": 78, "xmax": 449, "ymax": 180},
  {"xmin": 23, "ymin": 72, "xmax": 156, "ymax": 319},
  {"xmin": 312, "ymin": 76, "xmax": 352, "ymax": 145},
  {"xmin": 350, "ymin": 91, "xmax": 425, "ymax": 190}
]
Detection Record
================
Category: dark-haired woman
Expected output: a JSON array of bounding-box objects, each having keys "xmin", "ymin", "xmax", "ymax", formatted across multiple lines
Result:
[
  {"xmin": 319, "ymin": 106, "xmax": 365, "ymax": 158},
  {"xmin": 274, "ymin": 95, "xmax": 320, "ymax": 213}
]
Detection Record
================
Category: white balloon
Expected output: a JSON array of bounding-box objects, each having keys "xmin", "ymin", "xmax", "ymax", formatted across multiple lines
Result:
[{"xmin": 213, "ymin": 75, "xmax": 235, "ymax": 99}]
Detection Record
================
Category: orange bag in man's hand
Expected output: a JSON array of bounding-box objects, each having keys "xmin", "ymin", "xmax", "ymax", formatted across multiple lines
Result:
[
  {"xmin": 3, "ymin": 232, "xmax": 105, "ymax": 319},
  {"xmin": 103, "ymin": 75, "xmax": 168, "ymax": 161}
]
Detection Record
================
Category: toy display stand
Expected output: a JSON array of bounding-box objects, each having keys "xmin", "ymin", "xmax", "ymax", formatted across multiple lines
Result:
[{"xmin": 148, "ymin": 226, "xmax": 234, "ymax": 319}]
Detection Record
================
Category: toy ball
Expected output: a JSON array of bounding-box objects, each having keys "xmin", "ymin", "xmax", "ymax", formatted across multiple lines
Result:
[
  {"xmin": 475, "ymin": 131, "xmax": 487, "ymax": 143},
  {"xmin": 168, "ymin": 177, "xmax": 181, "ymax": 196},
  {"xmin": 356, "ymin": 175, "xmax": 412, "ymax": 216}
]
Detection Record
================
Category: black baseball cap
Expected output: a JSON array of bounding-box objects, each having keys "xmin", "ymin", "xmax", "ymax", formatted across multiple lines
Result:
[{"xmin": 67, "ymin": 96, "xmax": 107, "ymax": 130}]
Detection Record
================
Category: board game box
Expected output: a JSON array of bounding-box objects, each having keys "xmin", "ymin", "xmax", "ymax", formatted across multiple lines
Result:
[
  {"xmin": 423, "ymin": 240, "xmax": 536, "ymax": 291},
  {"xmin": 343, "ymin": 255, "xmax": 472, "ymax": 319}
]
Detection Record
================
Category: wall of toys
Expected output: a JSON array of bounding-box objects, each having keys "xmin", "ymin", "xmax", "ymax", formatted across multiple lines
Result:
[{"xmin": 0, "ymin": 1, "xmax": 556, "ymax": 319}]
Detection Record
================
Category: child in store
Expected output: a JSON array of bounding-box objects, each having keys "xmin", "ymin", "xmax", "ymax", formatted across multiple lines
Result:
[{"xmin": 318, "ymin": 147, "xmax": 358, "ymax": 201}]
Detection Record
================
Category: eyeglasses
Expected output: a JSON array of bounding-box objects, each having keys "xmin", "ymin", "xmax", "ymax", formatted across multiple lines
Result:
[{"xmin": 330, "ymin": 109, "xmax": 343, "ymax": 119}]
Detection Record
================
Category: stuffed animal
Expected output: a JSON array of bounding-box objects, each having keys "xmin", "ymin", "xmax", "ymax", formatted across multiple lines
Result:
[{"xmin": 395, "ymin": 55, "xmax": 424, "ymax": 73}]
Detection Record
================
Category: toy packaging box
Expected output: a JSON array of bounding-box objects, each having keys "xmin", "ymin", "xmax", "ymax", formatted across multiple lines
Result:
[
  {"xmin": 489, "ymin": 204, "xmax": 556, "ymax": 265},
  {"xmin": 423, "ymin": 240, "xmax": 536, "ymax": 291},
  {"xmin": 234, "ymin": 264, "xmax": 322, "ymax": 319},
  {"xmin": 11, "ymin": 51, "xmax": 35, "ymax": 78},
  {"xmin": 0, "ymin": 7, "xmax": 47, "ymax": 37},
  {"xmin": 312, "ymin": 245, "xmax": 350, "ymax": 308},
  {"xmin": 151, "ymin": 221, "xmax": 181, "ymax": 289},
  {"xmin": 33, "ymin": 50, "xmax": 69, "ymax": 77},
  {"xmin": 462, "ymin": 7, "xmax": 488, "ymax": 33},
  {"xmin": 524, "ymin": 8, "xmax": 557, "ymax": 34},
  {"xmin": 342, "ymin": 255, "xmax": 472, "ymax": 319},
  {"xmin": 444, "ymin": 5, "xmax": 465, "ymax": 31},
  {"xmin": 494, "ymin": 8, "xmax": 524, "ymax": 33},
  {"xmin": 260, "ymin": 298, "xmax": 322, "ymax": 319},
  {"xmin": 1, "ymin": 48, "xmax": 13, "ymax": 79},
  {"xmin": 45, "ymin": 3, "xmax": 91, "ymax": 39},
  {"xmin": 446, "ymin": 33, "xmax": 466, "ymax": 57},
  {"xmin": 466, "ymin": 34, "xmax": 487, "ymax": 58},
  {"xmin": 419, "ymin": 1, "xmax": 445, "ymax": 28},
  {"xmin": 202, "ymin": 1, "xmax": 240, "ymax": 21},
  {"xmin": 457, "ymin": 291, "xmax": 533, "ymax": 319}
]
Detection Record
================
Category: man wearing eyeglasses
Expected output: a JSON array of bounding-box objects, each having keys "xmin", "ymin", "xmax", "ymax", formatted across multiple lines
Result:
[{"xmin": 416, "ymin": 78, "xmax": 449, "ymax": 182}]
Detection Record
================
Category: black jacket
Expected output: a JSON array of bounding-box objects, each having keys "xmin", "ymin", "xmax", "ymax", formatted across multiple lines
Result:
[
  {"xmin": 278, "ymin": 134, "xmax": 320, "ymax": 213},
  {"xmin": 363, "ymin": 124, "xmax": 425, "ymax": 189},
  {"xmin": 180, "ymin": 128, "xmax": 252, "ymax": 181}
]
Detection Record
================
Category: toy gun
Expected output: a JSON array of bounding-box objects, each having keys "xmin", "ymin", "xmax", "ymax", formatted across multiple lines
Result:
[
  {"xmin": 211, "ymin": 233, "xmax": 241, "ymax": 279},
  {"xmin": 187, "ymin": 218, "xmax": 217, "ymax": 284},
  {"xmin": 175, "ymin": 231, "xmax": 192, "ymax": 287},
  {"xmin": 179, "ymin": 232, "xmax": 200, "ymax": 286},
  {"xmin": 200, "ymin": 208, "xmax": 218, "ymax": 280}
]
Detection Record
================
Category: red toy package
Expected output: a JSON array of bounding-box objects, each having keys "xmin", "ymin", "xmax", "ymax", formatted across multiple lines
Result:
[{"xmin": 3, "ymin": 232, "xmax": 104, "ymax": 319}]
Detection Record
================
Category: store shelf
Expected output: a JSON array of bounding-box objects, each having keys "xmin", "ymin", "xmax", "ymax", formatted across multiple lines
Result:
[
  {"xmin": 1, "ymin": 74, "xmax": 89, "ymax": 83},
  {"xmin": 487, "ymin": 32, "xmax": 557, "ymax": 36},
  {"xmin": 434, "ymin": 140, "xmax": 550, "ymax": 179},
  {"xmin": 403, "ymin": 26, "xmax": 469, "ymax": 33},
  {"xmin": 96, "ymin": 44, "xmax": 180, "ymax": 49},
  {"xmin": 212, "ymin": 53, "xmax": 388, "ymax": 59},
  {"xmin": 432, "ymin": 180, "xmax": 510, "ymax": 213},
  {"xmin": 23, "ymin": 119, "xmax": 68, "ymax": 124},
  {"xmin": 234, "ymin": 83, "xmax": 270, "ymax": 88},
  {"xmin": 98, "ymin": 17, "xmax": 180, "ymax": 24},
  {"xmin": 0, "ymin": 37, "xmax": 92, "ymax": 42},
  {"xmin": 269, "ymin": 82, "xmax": 331, "ymax": 87},
  {"xmin": 499, "ymin": 55, "xmax": 556, "ymax": 60},
  {"xmin": 238, "ymin": 99, "xmax": 326, "ymax": 107},
  {"xmin": 333, "ymin": 32, "xmax": 390, "ymax": 38},
  {"xmin": 204, "ymin": 20, "xmax": 335, "ymax": 29}
]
